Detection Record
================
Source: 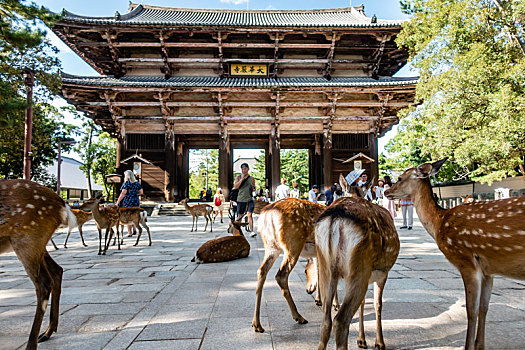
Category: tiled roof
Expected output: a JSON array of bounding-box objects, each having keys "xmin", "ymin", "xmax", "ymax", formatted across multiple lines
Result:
[
  {"xmin": 61, "ymin": 74, "xmax": 418, "ymax": 88},
  {"xmin": 61, "ymin": 4, "xmax": 404, "ymax": 28}
]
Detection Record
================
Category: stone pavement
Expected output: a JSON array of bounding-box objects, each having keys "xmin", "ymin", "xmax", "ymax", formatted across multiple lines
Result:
[{"xmin": 1, "ymin": 212, "xmax": 524, "ymax": 350}]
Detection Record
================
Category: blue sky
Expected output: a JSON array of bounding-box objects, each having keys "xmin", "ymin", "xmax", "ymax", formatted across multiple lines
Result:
[{"xmin": 35, "ymin": 0, "xmax": 414, "ymax": 157}]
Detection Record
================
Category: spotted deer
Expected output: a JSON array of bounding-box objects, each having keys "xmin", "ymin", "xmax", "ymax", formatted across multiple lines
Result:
[
  {"xmin": 79, "ymin": 198, "xmax": 119, "ymax": 255},
  {"xmin": 114, "ymin": 207, "xmax": 151, "ymax": 247},
  {"xmin": 315, "ymin": 196, "xmax": 399, "ymax": 350},
  {"xmin": 63, "ymin": 209, "xmax": 93, "ymax": 248},
  {"xmin": 384, "ymin": 158, "xmax": 525, "ymax": 350},
  {"xmin": 252, "ymin": 198, "xmax": 327, "ymax": 333},
  {"xmin": 0, "ymin": 179, "xmax": 77, "ymax": 349},
  {"xmin": 191, "ymin": 216, "xmax": 250, "ymax": 263},
  {"xmin": 180, "ymin": 198, "xmax": 213, "ymax": 232}
]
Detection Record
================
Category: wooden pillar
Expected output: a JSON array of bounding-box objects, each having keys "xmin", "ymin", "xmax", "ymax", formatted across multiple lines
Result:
[
  {"xmin": 218, "ymin": 140, "xmax": 232, "ymax": 200},
  {"xmin": 264, "ymin": 143, "xmax": 271, "ymax": 197},
  {"xmin": 164, "ymin": 131, "xmax": 175, "ymax": 202},
  {"xmin": 174, "ymin": 136, "xmax": 188, "ymax": 201},
  {"xmin": 369, "ymin": 133, "xmax": 379, "ymax": 184},
  {"xmin": 322, "ymin": 135, "xmax": 333, "ymax": 191},
  {"xmin": 270, "ymin": 135, "xmax": 280, "ymax": 200}
]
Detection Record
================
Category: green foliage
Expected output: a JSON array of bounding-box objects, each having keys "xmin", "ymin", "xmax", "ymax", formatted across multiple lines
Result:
[
  {"xmin": 394, "ymin": 0, "xmax": 525, "ymax": 184},
  {"xmin": 280, "ymin": 149, "xmax": 309, "ymax": 196},
  {"xmin": 252, "ymin": 150, "xmax": 266, "ymax": 190},
  {"xmin": 0, "ymin": 103, "xmax": 76, "ymax": 180},
  {"xmin": 189, "ymin": 149, "xmax": 218, "ymax": 199}
]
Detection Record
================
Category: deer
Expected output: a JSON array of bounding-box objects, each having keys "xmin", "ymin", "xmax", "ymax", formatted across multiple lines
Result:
[
  {"xmin": 253, "ymin": 198, "xmax": 329, "ymax": 333},
  {"xmin": 315, "ymin": 196, "xmax": 400, "ymax": 350},
  {"xmin": 191, "ymin": 215, "xmax": 250, "ymax": 263},
  {"xmin": 384, "ymin": 158, "xmax": 525, "ymax": 350},
  {"xmin": 0, "ymin": 179, "xmax": 77, "ymax": 349},
  {"xmin": 63, "ymin": 209, "xmax": 93, "ymax": 248},
  {"xmin": 179, "ymin": 198, "xmax": 213, "ymax": 232},
  {"xmin": 79, "ymin": 197, "xmax": 120, "ymax": 255},
  {"xmin": 112, "ymin": 207, "xmax": 151, "ymax": 248}
]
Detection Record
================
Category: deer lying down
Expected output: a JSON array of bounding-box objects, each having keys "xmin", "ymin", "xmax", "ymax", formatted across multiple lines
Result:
[
  {"xmin": 385, "ymin": 158, "xmax": 525, "ymax": 350},
  {"xmin": 316, "ymin": 197, "xmax": 399, "ymax": 350},
  {"xmin": 192, "ymin": 218, "xmax": 250, "ymax": 263},
  {"xmin": 0, "ymin": 179, "xmax": 77, "ymax": 349}
]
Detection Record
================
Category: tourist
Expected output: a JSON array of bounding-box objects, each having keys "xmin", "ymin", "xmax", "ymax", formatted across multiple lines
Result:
[
  {"xmin": 374, "ymin": 179, "xmax": 385, "ymax": 205},
  {"xmin": 357, "ymin": 173, "xmax": 373, "ymax": 200},
  {"xmin": 206, "ymin": 188, "xmax": 213, "ymax": 202},
  {"xmin": 275, "ymin": 177, "xmax": 290, "ymax": 201},
  {"xmin": 233, "ymin": 162, "xmax": 256, "ymax": 233},
  {"xmin": 308, "ymin": 185, "xmax": 320, "ymax": 203},
  {"xmin": 334, "ymin": 183, "xmax": 343, "ymax": 200},
  {"xmin": 325, "ymin": 184, "xmax": 335, "ymax": 206},
  {"xmin": 400, "ymin": 198, "xmax": 413, "ymax": 230},
  {"xmin": 382, "ymin": 175, "xmax": 396, "ymax": 218},
  {"xmin": 290, "ymin": 182, "xmax": 300, "ymax": 198},
  {"xmin": 213, "ymin": 188, "xmax": 226, "ymax": 224},
  {"xmin": 116, "ymin": 170, "xmax": 143, "ymax": 237}
]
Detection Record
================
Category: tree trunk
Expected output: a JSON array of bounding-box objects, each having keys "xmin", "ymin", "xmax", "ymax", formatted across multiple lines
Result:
[{"xmin": 86, "ymin": 127, "xmax": 93, "ymax": 198}]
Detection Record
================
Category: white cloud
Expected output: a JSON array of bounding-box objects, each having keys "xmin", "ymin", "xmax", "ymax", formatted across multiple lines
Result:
[{"xmin": 220, "ymin": 0, "xmax": 249, "ymax": 5}]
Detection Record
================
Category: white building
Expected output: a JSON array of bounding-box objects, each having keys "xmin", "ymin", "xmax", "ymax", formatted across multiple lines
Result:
[{"xmin": 45, "ymin": 156, "xmax": 103, "ymax": 199}]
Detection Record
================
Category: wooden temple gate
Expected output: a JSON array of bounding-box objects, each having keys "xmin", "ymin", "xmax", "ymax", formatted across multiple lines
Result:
[{"xmin": 53, "ymin": 3, "xmax": 416, "ymax": 201}]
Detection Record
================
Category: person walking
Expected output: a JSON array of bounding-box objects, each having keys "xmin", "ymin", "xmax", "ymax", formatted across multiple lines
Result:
[
  {"xmin": 400, "ymin": 198, "xmax": 413, "ymax": 230},
  {"xmin": 382, "ymin": 175, "xmax": 397, "ymax": 218},
  {"xmin": 233, "ymin": 162, "xmax": 256, "ymax": 233},
  {"xmin": 290, "ymin": 182, "xmax": 300, "ymax": 199},
  {"xmin": 213, "ymin": 188, "xmax": 226, "ymax": 223},
  {"xmin": 374, "ymin": 179, "xmax": 385, "ymax": 206},
  {"xmin": 275, "ymin": 177, "xmax": 290, "ymax": 201},
  {"xmin": 116, "ymin": 170, "xmax": 143, "ymax": 237},
  {"xmin": 325, "ymin": 184, "xmax": 335, "ymax": 206},
  {"xmin": 308, "ymin": 185, "xmax": 320, "ymax": 203}
]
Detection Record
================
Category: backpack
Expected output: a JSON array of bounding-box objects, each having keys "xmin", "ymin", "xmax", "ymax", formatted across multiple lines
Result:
[{"xmin": 214, "ymin": 196, "xmax": 222, "ymax": 206}]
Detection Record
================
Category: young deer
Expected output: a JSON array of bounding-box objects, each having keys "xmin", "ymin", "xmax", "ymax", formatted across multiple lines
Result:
[
  {"xmin": 114, "ymin": 207, "xmax": 151, "ymax": 248},
  {"xmin": 80, "ymin": 198, "xmax": 119, "ymax": 255},
  {"xmin": 63, "ymin": 209, "xmax": 93, "ymax": 248},
  {"xmin": 0, "ymin": 179, "xmax": 77, "ymax": 349},
  {"xmin": 191, "ymin": 217, "xmax": 250, "ymax": 263},
  {"xmin": 179, "ymin": 198, "xmax": 213, "ymax": 232},
  {"xmin": 252, "ymin": 198, "xmax": 326, "ymax": 333},
  {"xmin": 384, "ymin": 158, "xmax": 525, "ymax": 350},
  {"xmin": 315, "ymin": 196, "xmax": 399, "ymax": 350}
]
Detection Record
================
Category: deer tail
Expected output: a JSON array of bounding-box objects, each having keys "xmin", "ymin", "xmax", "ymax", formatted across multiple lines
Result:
[{"xmin": 61, "ymin": 203, "xmax": 77, "ymax": 231}]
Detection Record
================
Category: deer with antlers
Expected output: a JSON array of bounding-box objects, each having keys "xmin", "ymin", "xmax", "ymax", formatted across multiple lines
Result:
[
  {"xmin": 384, "ymin": 158, "xmax": 525, "ymax": 350},
  {"xmin": 0, "ymin": 179, "xmax": 77, "ymax": 349},
  {"xmin": 315, "ymin": 196, "xmax": 399, "ymax": 350},
  {"xmin": 79, "ymin": 197, "xmax": 120, "ymax": 255},
  {"xmin": 252, "ymin": 198, "xmax": 328, "ymax": 333},
  {"xmin": 191, "ymin": 215, "xmax": 250, "ymax": 263},
  {"xmin": 180, "ymin": 198, "xmax": 213, "ymax": 232}
]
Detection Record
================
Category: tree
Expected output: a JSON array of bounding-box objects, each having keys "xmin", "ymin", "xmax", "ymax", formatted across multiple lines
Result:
[
  {"xmin": 280, "ymin": 149, "xmax": 309, "ymax": 196},
  {"xmin": 188, "ymin": 149, "xmax": 218, "ymax": 198},
  {"xmin": 90, "ymin": 132, "xmax": 117, "ymax": 197},
  {"xmin": 394, "ymin": 0, "xmax": 525, "ymax": 184}
]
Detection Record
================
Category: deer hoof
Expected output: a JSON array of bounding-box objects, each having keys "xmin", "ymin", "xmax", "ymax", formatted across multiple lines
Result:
[
  {"xmin": 374, "ymin": 344, "xmax": 385, "ymax": 350},
  {"xmin": 133, "ymin": 243, "xmax": 138, "ymax": 246},
  {"xmin": 333, "ymin": 304, "xmax": 340, "ymax": 311},
  {"xmin": 315, "ymin": 299, "xmax": 322, "ymax": 306},
  {"xmin": 148, "ymin": 243, "xmax": 152, "ymax": 246},
  {"xmin": 83, "ymin": 244, "xmax": 88, "ymax": 247},
  {"xmin": 295, "ymin": 317, "xmax": 308, "ymax": 324},
  {"xmin": 38, "ymin": 333, "xmax": 50, "ymax": 343},
  {"xmin": 252, "ymin": 323, "xmax": 265, "ymax": 333}
]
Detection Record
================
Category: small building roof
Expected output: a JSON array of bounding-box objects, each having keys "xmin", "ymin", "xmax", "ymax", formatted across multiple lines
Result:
[
  {"xmin": 61, "ymin": 4, "xmax": 405, "ymax": 28},
  {"xmin": 341, "ymin": 152, "xmax": 375, "ymax": 164},
  {"xmin": 233, "ymin": 157, "xmax": 257, "ymax": 173},
  {"xmin": 61, "ymin": 74, "xmax": 418, "ymax": 88},
  {"xmin": 45, "ymin": 156, "xmax": 103, "ymax": 191},
  {"xmin": 120, "ymin": 154, "xmax": 152, "ymax": 165}
]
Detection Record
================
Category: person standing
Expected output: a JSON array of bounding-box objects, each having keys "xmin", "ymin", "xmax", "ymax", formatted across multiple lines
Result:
[
  {"xmin": 382, "ymin": 175, "xmax": 397, "ymax": 218},
  {"xmin": 275, "ymin": 177, "xmax": 290, "ymax": 201},
  {"xmin": 290, "ymin": 181, "xmax": 300, "ymax": 198},
  {"xmin": 357, "ymin": 173, "xmax": 373, "ymax": 200},
  {"xmin": 213, "ymin": 188, "xmax": 226, "ymax": 224},
  {"xmin": 233, "ymin": 162, "xmax": 256, "ymax": 232},
  {"xmin": 400, "ymin": 198, "xmax": 413, "ymax": 230},
  {"xmin": 116, "ymin": 170, "xmax": 144, "ymax": 237},
  {"xmin": 325, "ymin": 184, "xmax": 335, "ymax": 206},
  {"xmin": 308, "ymin": 185, "xmax": 320, "ymax": 203},
  {"xmin": 374, "ymin": 179, "xmax": 385, "ymax": 206}
]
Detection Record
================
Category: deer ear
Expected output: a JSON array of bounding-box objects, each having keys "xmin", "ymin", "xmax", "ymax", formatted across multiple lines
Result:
[
  {"xmin": 339, "ymin": 173, "xmax": 348, "ymax": 193},
  {"xmin": 416, "ymin": 158, "xmax": 448, "ymax": 178}
]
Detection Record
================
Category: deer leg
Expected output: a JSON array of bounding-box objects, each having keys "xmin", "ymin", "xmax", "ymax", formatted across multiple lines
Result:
[
  {"xmin": 373, "ymin": 274, "xmax": 388, "ymax": 350},
  {"xmin": 475, "ymin": 274, "xmax": 493, "ymax": 350},
  {"xmin": 252, "ymin": 250, "xmax": 280, "ymax": 333},
  {"xmin": 357, "ymin": 298, "xmax": 367, "ymax": 349},
  {"xmin": 203, "ymin": 214, "xmax": 208, "ymax": 232},
  {"xmin": 63, "ymin": 228, "xmax": 72, "ymax": 248},
  {"xmin": 38, "ymin": 252, "xmax": 63, "ymax": 343},
  {"xmin": 142, "ymin": 219, "xmax": 152, "ymax": 246},
  {"xmin": 209, "ymin": 212, "xmax": 213, "ymax": 232},
  {"xmin": 275, "ymin": 252, "xmax": 306, "ymax": 325},
  {"xmin": 11, "ymin": 241, "xmax": 51, "ymax": 350},
  {"xmin": 120, "ymin": 225, "xmax": 125, "ymax": 245},
  {"xmin": 460, "ymin": 267, "xmax": 482, "ymax": 350},
  {"xmin": 333, "ymin": 266, "xmax": 371, "ymax": 350},
  {"xmin": 116, "ymin": 225, "xmax": 121, "ymax": 250},
  {"xmin": 49, "ymin": 238, "xmax": 59, "ymax": 250},
  {"xmin": 97, "ymin": 227, "xmax": 103, "ymax": 255},
  {"xmin": 317, "ymin": 256, "xmax": 338, "ymax": 350},
  {"xmin": 191, "ymin": 216, "xmax": 196, "ymax": 232},
  {"xmin": 134, "ymin": 221, "xmax": 143, "ymax": 246},
  {"xmin": 78, "ymin": 226, "xmax": 88, "ymax": 247},
  {"xmin": 103, "ymin": 227, "xmax": 113, "ymax": 255}
]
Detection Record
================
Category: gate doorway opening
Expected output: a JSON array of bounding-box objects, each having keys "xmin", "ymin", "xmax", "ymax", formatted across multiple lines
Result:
[
  {"xmin": 189, "ymin": 148, "xmax": 218, "ymax": 201},
  {"xmin": 233, "ymin": 148, "xmax": 266, "ymax": 198},
  {"xmin": 280, "ymin": 149, "xmax": 309, "ymax": 200}
]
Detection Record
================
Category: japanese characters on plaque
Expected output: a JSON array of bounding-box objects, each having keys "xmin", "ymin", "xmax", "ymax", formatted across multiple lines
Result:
[{"xmin": 229, "ymin": 63, "xmax": 268, "ymax": 76}]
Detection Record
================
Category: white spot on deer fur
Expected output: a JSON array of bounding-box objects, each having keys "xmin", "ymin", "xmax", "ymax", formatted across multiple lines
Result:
[
  {"xmin": 24, "ymin": 183, "xmax": 30, "ymax": 188},
  {"xmin": 518, "ymin": 231, "xmax": 525, "ymax": 236},
  {"xmin": 41, "ymin": 196, "xmax": 46, "ymax": 201},
  {"xmin": 30, "ymin": 221, "xmax": 36, "ymax": 226},
  {"xmin": 503, "ymin": 225, "xmax": 511, "ymax": 230},
  {"xmin": 494, "ymin": 246, "xmax": 500, "ymax": 250},
  {"xmin": 514, "ymin": 245, "xmax": 523, "ymax": 250},
  {"xmin": 33, "ymin": 195, "xmax": 40, "ymax": 200},
  {"xmin": 504, "ymin": 247, "xmax": 513, "ymax": 251},
  {"xmin": 0, "ymin": 184, "xmax": 5, "ymax": 190},
  {"xmin": 496, "ymin": 212, "xmax": 504, "ymax": 217},
  {"xmin": 464, "ymin": 241, "xmax": 472, "ymax": 248},
  {"xmin": 447, "ymin": 238, "xmax": 453, "ymax": 245},
  {"xmin": 25, "ymin": 204, "xmax": 34, "ymax": 209},
  {"xmin": 16, "ymin": 208, "xmax": 22, "ymax": 213},
  {"xmin": 486, "ymin": 219, "xmax": 495, "ymax": 223},
  {"xmin": 444, "ymin": 222, "xmax": 450, "ymax": 227},
  {"xmin": 13, "ymin": 183, "xmax": 19, "ymax": 189}
]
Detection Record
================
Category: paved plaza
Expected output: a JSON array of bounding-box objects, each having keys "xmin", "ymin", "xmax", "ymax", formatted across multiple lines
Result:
[{"xmin": 1, "ymin": 211, "xmax": 524, "ymax": 350}]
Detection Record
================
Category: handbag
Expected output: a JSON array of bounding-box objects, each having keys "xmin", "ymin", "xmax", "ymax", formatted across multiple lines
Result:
[{"xmin": 229, "ymin": 176, "xmax": 250, "ymax": 202}]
